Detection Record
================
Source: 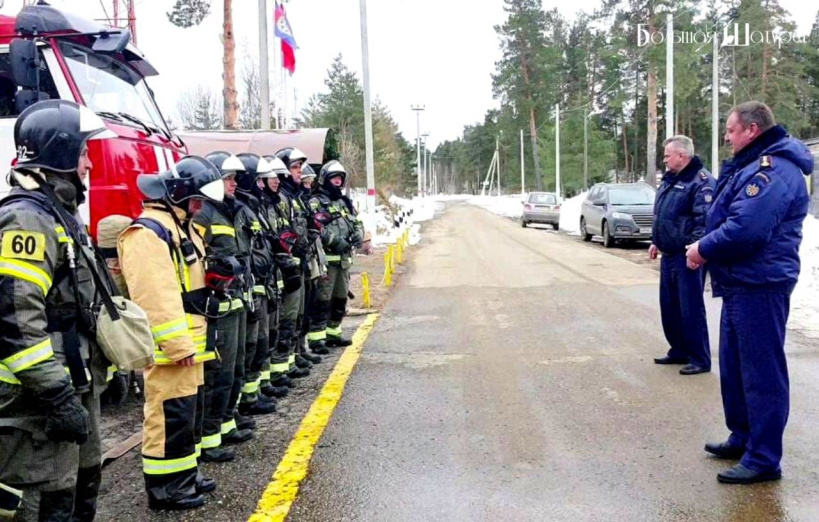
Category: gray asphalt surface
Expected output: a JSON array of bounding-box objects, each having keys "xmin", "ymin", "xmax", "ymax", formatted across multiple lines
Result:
[{"xmin": 289, "ymin": 202, "xmax": 819, "ymax": 522}]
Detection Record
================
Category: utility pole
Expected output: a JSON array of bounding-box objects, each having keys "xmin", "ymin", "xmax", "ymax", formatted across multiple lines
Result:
[
  {"xmin": 555, "ymin": 103, "xmax": 561, "ymax": 199},
  {"xmin": 495, "ymin": 135, "xmax": 501, "ymax": 197},
  {"xmin": 422, "ymin": 133, "xmax": 430, "ymax": 196},
  {"xmin": 359, "ymin": 0, "xmax": 376, "ymax": 211},
  {"xmin": 712, "ymin": 30, "xmax": 720, "ymax": 177},
  {"xmin": 258, "ymin": 0, "xmax": 270, "ymax": 130},
  {"xmin": 666, "ymin": 12, "xmax": 674, "ymax": 139},
  {"xmin": 412, "ymin": 105, "xmax": 424, "ymax": 197},
  {"xmin": 520, "ymin": 129, "xmax": 525, "ymax": 195},
  {"xmin": 583, "ymin": 109, "xmax": 589, "ymax": 190}
]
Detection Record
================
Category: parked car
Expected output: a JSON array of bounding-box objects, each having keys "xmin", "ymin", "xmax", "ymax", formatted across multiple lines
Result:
[
  {"xmin": 579, "ymin": 182, "xmax": 656, "ymax": 248},
  {"xmin": 521, "ymin": 192, "xmax": 560, "ymax": 230}
]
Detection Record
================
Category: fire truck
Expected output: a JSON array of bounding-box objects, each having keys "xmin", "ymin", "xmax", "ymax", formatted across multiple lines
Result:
[{"xmin": 0, "ymin": 3, "xmax": 185, "ymax": 237}]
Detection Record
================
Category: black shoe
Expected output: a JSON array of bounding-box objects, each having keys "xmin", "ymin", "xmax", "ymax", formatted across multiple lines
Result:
[
  {"xmin": 261, "ymin": 383, "xmax": 290, "ymax": 398},
  {"xmin": 302, "ymin": 352, "xmax": 322, "ymax": 364},
  {"xmin": 195, "ymin": 473, "xmax": 217, "ymax": 494},
  {"xmin": 239, "ymin": 400, "xmax": 276, "ymax": 416},
  {"xmin": 704, "ymin": 441, "xmax": 745, "ymax": 460},
  {"xmin": 654, "ymin": 356, "xmax": 688, "ymax": 365},
  {"xmin": 148, "ymin": 494, "xmax": 205, "ymax": 511},
  {"xmin": 326, "ymin": 337, "xmax": 352, "ymax": 348},
  {"xmin": 222, "ymin": 428, "xmax": 255, "ymax": 445},
  {"xmin": 310, "ymin": 342, "xmax": 330, "ymax": 355},
  {"xmin": 288, "ymin": 367, "xmax": 310, "ymax": 379},
  {"xmin": 295, "ymin": 354, "xmax": 313, "ymax": 369},
  {"xmin": 270, "ymin": 374, "xmax": 295, "ymax": 388},
  {"xmin": 200, "ymin": 447, "xmax": 235, "ymax": 463},
  {"xmin": 680, "ymin": 364, "xmax": 710, "ymax": 375},
  {"xmin": 717, "ymin": 463, "xmax": 781, "ymax": 484},
  {"xmin": 234, "ymin": 413, "xmax": 256, "ymax": 431}
]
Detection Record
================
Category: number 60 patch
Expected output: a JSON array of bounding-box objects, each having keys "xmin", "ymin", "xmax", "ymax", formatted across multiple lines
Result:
[{"xmin": 1, "ymin": 231, "xmax": 46, "ymax": 261}]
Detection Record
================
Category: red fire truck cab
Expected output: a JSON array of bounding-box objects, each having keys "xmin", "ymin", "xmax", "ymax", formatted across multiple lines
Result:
[{"xmin": 0, "ymin": 4, "xmax": 185, "ymax": 236}]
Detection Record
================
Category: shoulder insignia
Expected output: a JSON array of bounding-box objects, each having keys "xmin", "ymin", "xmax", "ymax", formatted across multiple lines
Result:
[
  {"xmin": 1, "ymin": 230, "xmax": 46, "ymax": 262},
  {"xmin": 699, "ymin": 171, "xmax": 707, "ymax": 180},
  {"xmin": 754, "ymin": 172, "xmax": 771, "ymax": 183},
  {"xmin": 745, "ymin": 183, "xmax": 760, "ymax": 197},
  {"xmin": 760, "ymin": 155, "xmax": 772, "ymax": 168}
]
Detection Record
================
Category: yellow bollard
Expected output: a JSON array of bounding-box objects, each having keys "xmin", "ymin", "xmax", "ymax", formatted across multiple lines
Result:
[
  {"xmin": 390, "ymin": 244, "xmax": 397, "ymax": 271},
  {"xmin": 396, "ymin": 240, "xmax": 404, "ymax": 264},
  {"xmin": 361, "ymin": 272, "xmax": 371, "ymax": 309},
  {"xmin": 384, "ymin": 246, "xmax": 393, "ymax": 287}
]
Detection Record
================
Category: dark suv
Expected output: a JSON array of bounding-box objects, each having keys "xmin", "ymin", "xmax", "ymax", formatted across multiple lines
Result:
[{"xmin": 579, "ymin": 182, "xmax": 656, "ymax": 248}]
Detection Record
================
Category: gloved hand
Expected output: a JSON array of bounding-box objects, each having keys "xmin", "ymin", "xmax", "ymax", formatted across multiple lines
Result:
[
  {"xmin": 307, "ymin": 228, "xmax": 321, "ymax": 243},
  {"xmin": 45, "ymin": 394, "xmax": 90, "ymax": 445},
  {"xmin": 330, "ymin": 235, "xmax": 350, "ymax": 253},
  {"xmin": 349, "ymin": 231, "xmax": 363, "ymax": 249}
]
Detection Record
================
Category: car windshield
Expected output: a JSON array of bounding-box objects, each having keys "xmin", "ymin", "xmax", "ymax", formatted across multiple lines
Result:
[
  {"xmin": 609, "ymin": 186, "xmax": 655, "ymax": 205},
  {"xmin": 59, "ymin": 41, "xmax": 168, "ymax": 134},
  {"xmin": 529, "ymin": 193, "xmax": 557, "ymax": 204}
]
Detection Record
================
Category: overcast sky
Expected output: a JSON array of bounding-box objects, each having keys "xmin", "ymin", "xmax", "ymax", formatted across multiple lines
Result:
[{"xmin": 1, "ymin": 0, "xmax": 816, "ymax": 148}]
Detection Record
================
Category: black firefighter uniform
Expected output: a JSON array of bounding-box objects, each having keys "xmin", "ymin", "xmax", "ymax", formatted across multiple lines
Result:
[
  {"xmin": 118, "ymin": 204, "xmax": 215, "ymax": 502},
  {"xmin": 0, "ymin": 179, "xmax": 112, "ymax": 521}
]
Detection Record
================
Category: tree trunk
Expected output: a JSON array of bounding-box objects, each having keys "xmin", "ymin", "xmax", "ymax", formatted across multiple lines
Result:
[
  {"xmin": 761, "ymin": 0, "xmax": 771, "ymax": 101},
  {"xmin": 222, "ymin": 0, "xmax": 238, "ymax": 129}
]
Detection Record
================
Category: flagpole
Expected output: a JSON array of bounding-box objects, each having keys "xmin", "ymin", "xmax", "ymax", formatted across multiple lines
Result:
[
  {"xmin": 272, "ymin": 3, "xmax": 279, "ymax": 129},
  {"xmin": 359, "ymin": 0, "xmax": 376, "ymax": 212},
  {"xmin": 258, "ymin": 0, "xmax": 270, "ymax": 130}
]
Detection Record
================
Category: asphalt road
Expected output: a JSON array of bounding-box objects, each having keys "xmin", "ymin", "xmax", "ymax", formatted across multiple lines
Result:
[{"xmin": 289, "ymin": 202, "xmax": 819, "ymax": 522}]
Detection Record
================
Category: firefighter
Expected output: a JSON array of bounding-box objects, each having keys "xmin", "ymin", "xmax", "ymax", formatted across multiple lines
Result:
[
  {"xmin": 308, "ymin": 160, "xmax": 364, "ymax": 351},
  {"xmin": 192, "ymin": 152, "xmax": 255, "ymax": 463},
  {"xmin": 232, "ymin": 154, "xmax": 279, "ymax": 416},
  {"xmin": 269, "ymin": 148, "xmax": 315, "ymax": 376},
  {"xmin": 0, "ymin": 100, "xmax": 115, "ymax": 521},
  {"xmin": 118, "ymin": 156, "xmax": 223, "ymax": 511},
  {"xmin": 301, "ymin": 164, "xmax": 317, "ymax": 190}
]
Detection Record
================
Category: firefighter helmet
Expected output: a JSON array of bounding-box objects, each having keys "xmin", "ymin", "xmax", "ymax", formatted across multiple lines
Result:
[
  {"xmin": 205, "ymin": 151, "xmax": 246, "ymax": 178},
  {"xmin": 235, "ymin": 153, "xmax": 273, "ymax": 191},
  {"xmin": 136, "ymin": 155, "xmax": 224, "ymax": 204},
  {"xmin": 14, "ymin": 99, "xmax": 116, "ymax": 173},
  {"xmin": 319, "ymin": 160, "xmax": 347, "ymax": 187},
  {"xmin": 275, "ymin": 147, "xmax": 308, "ymax": 169}
]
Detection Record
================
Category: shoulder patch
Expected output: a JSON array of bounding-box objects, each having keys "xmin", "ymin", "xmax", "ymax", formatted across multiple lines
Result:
[
  {"xmin": 1, "ymin": 230, "xmax": 46, "ymax": 261},
  {"xmin": 760, "ymin": 155, "xmax": 772, "ymax": 168},
  {"xmin": 699, "ymin": 171, "xmax": 707, "ymax": 180},
  {"xmin": 745, "ymin": 183, "xmax": 760, "ymax": 197}
]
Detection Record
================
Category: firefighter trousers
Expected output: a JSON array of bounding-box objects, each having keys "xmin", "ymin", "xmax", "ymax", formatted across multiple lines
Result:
[
  {"xmin": 263, "ymin": 298, "xmax": 280, "ymax": 384},
  {"xmin": 317, "ymin": 263, "xmax": 350, "ymax": 341},
  {"xmin": 245, "ymin": 297, "xmax": 269, "ymax": 398},
  {"xmin": 239, "ymin": 297, "xmax": 261, "ymax": 406},
  {"xmin": 142, "ymin": 363, "xmax": 204, "ymax": 503},
  {"xmin": 278, "ymin": 274, "xmax": 303, "ymax": 373},
  {"xmin": 0, "ymin": 391, "xmax": 101, "ymax": 522},
  {"xmin": 202, "ymin": 311, "xmax": 240, "ymax": 450}
]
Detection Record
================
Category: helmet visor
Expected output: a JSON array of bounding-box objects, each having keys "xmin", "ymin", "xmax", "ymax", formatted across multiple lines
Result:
[{"xmin": 199, "ymin": 178, "xmax": 225, "ymax": 202}]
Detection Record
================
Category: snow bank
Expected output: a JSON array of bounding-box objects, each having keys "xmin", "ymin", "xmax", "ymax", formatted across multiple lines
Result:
[
  {"xmin": 557, "ymin": 192, "xmax": 588, "ymax": 235},
  {"xmin": 790, "ymin": 214, "xmax": 819, "ymax": 337},
  {"xmin": 350, "ymin": 191, "xmax": 442, "ymax": 248},
  {"xmin": 466, "ymin": 194, "xmax": 525, "ymax": 218}
]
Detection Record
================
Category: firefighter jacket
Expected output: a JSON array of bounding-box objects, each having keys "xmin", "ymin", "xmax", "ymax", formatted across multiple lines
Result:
[
  {"xmin": 0, "ymin": 174, "xmax": 111, "ymax": 432},
  {"xmin": 118, "ymin": 204, "xmax": 214, "ymax": 365},
  {"xmin": 192, "ymin": 198, "xmax": 252, "ymax": 314},
  {"xmin": 234, "ymin": 190, "xmax": 275, "ymax": 304},
  {"xmin": 278, "ymin": 185, "xmax": 312, "ymax": 262},
  {"xmin": 309, "ymin": 188, "xmax": 364, "ymax": 269}
]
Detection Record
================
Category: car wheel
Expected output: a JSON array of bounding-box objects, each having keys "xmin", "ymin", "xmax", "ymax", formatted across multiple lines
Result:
[
  {"xmin": 602, "ymin": 221, "xmax": 614, "ymax": 248},
  {"xmin": 552, "ymin": 223, "xmax": 559, "ymax": 231},
  {"xmin": 521, "ymin": 219, "xmax": 527, "ymax": 228},
  {"xmin": 580, "ymin": 217, "xmax": 592, "ymax": 242}
]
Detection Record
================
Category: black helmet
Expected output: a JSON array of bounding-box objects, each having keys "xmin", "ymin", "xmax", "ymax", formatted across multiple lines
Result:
[
  {"xmin": 205, "ymin": 151, "xmax": 246, "ymax": 178},
  {"xmin": 275, "ymin": 147, "xmax": 308, "ymax": 170},
  {"xmin": 137, "ymin": 155, "xmax": 224, "ymax": 204},
  {"xmin": 235, "ymin": 153, "xmax": 274, "ymax": 192},
  {"xmin": 319, "ymin": 160, "xmax": 347, "ymax": 187},
  {"xmin": 14, "ymin": 99, "xmax": 115, "ymax": 173}
]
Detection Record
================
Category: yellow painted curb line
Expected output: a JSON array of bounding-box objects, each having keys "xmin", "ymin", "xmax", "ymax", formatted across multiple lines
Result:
[{"xmin": 248, "ymin": 313, "xmax": 380, "ymax": 522}]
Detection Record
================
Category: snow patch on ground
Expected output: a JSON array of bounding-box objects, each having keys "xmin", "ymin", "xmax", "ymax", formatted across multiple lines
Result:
[{"xmin": 790, "ymin": 214, "xmax": 819, "ymax": 337}]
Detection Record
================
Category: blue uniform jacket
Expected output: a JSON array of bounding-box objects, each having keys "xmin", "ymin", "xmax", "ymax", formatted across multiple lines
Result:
[
  {"xmin": 698, "ymin": 125, "xmax": 813, "ymax": 296},
  {"xmin": 652, "ymin": 155, "xmax": 715, "ymax": 255}
]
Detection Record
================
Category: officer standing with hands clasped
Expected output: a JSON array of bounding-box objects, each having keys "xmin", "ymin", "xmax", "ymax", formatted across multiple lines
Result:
[
  {"xmin": 650, "ymin": 135, "xmax": 715, "ymax": 375},
  {"xmin": 686, "ymin": 101, "xmax": 813, "ymax": 484}
]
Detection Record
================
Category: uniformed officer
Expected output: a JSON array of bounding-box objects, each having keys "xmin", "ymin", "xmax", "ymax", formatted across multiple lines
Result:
[
  {"xmin": 307, "ymin": 161, "xmax": 364, "ymax": 351},
  {"xmin": 650, "ymin": 135, "xmax": 715, "ymax": 375},
  {"xmin": 0, "ymin": 100, "xmax": 115, "ymax": 521},
  {"xmin": 119, "ymin": 156, "xmax": 223, "ymax": 510},
  {"xmin": 686, "ymin": 101, "xmax": 813, "ymax": 484}
]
